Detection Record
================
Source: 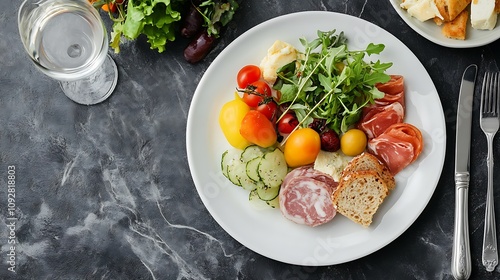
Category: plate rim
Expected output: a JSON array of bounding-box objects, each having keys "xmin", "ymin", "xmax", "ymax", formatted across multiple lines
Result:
[{"xmin": 186, "ymin": 10, "xmax": 447, "ymax": 265}]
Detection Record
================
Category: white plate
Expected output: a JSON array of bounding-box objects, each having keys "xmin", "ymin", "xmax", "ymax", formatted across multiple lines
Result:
[
  {"xmin": 389, "ymin": 0, "xmax": 500, "ymax": 48},
  {"xmin": 186, "ymin": 11, "xmax": 446, "ymax": 265}
]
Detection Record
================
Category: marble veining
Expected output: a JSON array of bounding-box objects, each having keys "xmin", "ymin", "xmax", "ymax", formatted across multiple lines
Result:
[{"xmin": 2, "ymin": 0, "xmax": 500, "ymax": 279}]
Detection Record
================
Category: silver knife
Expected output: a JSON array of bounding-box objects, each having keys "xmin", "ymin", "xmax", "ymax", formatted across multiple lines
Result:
[{"xmin": 451, "ymin": 64, "xmax": 477, "ymax": 280}]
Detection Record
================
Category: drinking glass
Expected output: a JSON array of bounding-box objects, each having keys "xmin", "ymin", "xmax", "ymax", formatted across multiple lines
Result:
[{"xmin": 18, "ymin": 0, "xmax": 118, "ymax": 105}]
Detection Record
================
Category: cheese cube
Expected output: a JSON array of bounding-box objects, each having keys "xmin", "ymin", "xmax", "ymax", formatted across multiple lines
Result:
[
  {"xmin": 400, "ymin": 0, "xmax": 443, "ymax": 22},
  {"xmin": 471, "ymin": 0, "xmax": 497, "ymax": 30},
  {"xmin": 259, "ymin": 40, "xmax": 298, "ymax": 84}
]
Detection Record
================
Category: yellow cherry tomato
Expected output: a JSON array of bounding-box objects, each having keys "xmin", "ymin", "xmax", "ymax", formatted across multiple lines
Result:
[
  {"xmin": 219, "ymin": 95, "xmax": 251, "ymax": 149},
  {"xmin": 284, "ymin": 128, "xmax": 321, "ymax": 168},
  {"xmin": 340, "ymin": 128, "xmax": 367, "ymax": 156}
]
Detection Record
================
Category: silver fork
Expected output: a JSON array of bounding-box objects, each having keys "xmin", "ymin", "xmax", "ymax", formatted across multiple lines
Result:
[{"xmin": 480, "ymin": 71, "xmax": 499, "ymax": 272}]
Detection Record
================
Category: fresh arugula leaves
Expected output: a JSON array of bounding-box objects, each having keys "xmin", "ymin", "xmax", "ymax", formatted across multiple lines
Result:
[{"xmin": 274, "ymin": 30, "xmax": 393, "ymax": 135}]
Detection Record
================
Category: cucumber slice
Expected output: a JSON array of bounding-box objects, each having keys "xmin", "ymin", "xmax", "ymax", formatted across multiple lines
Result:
[
  {"xmin": 249, "ymin": 189, "xmax": 260, "ymax": 201},
  {"xmin": 240, "ymin": 170, "xmax": 263, "ymax": 191},
  {"xmin": 221, "ymin": 149, "xmax": 242, "ymax": 179},
  {"xmin": 241, "ymin": 145, "xmax": 269, "ymax": 162},
  {"xmin": 257, "ymin": 148, "xmax": 288, "ymax": 188},
  {"xmin": 227, "ymin": 160, "xmax": 243, "ymax": 186},
  {"xmin": 266, "ymin": 195, "xmax": 280, "ymax": 208},
  {"xmin": 257, "ymin": 184, "xmax": 280, "ymax": 201},
  {"xmin": 249, "ymin": 189, "xmax": 271, "ymax": 210},
  {"xmin": 246, "ymin": 156, "xmax": 261, "ymax": 182}
]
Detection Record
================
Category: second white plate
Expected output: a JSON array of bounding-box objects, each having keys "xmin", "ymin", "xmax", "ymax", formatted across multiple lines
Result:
[{"xmin": 389, "ymin": 0, "xmax": 500, "ymax": 48}]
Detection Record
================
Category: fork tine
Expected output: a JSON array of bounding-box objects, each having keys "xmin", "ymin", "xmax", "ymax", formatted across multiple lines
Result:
[
  {"xmin": 494, "ymin": 72, "xmax": 499, "ymax": 115},
  {"xmin": 481, "ymin": 72, "xmax": 500, "ymax": 115},
  {"xmin": 481, "ymin": 72, "xmax": 490, "ymax": 113}
]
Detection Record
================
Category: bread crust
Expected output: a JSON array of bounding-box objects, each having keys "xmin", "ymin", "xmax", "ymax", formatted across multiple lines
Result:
[
  {"xmin": 332, "ymin": 170, "xmax": 389, "ymax": 227},
  {"xmin": 341, "ymin": 152, "xmax": 396, "ymax": 191},
  {"xmin": 434, "ymin": 0, "xmax": 472, "ymax": 22},
  {"xmin": 442, "ymin": 9, "xmax": 469, "ymax": 40}
]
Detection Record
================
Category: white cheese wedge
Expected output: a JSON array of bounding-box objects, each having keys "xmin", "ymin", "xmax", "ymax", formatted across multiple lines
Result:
[
  {"xmin": 471, "ymin": 0, "xmax": 498, "ymax": 30},
  {"xmin": 313, "ymin": 150, "xmax": 352, "ymax": 182},
  {"xmin": 259, "ymin": 40, "xmax": 298, "ymax": 84},
  {"xmin": 400, "ymin": 0, "xmax": 443, "ymax": 22}
]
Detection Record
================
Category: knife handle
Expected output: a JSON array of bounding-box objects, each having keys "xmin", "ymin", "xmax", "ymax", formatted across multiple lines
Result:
[{"xmin": 452, "ymin": 174, "xmax": 471, "ymax": 280}]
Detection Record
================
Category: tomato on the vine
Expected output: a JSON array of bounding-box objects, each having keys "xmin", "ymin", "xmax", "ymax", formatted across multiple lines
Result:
[
  {"xmin": 278, "ymin": 113, "xmax": 299, "ymax": 134},
  {"xmin": 237, "ymin": 65, "xmax": 261, "ymax": 89},
  {"xmin": 256, "ymin": 101, "xmax": 278, "ymax": 121},
  {"xmin": 242, "ymin": 80, "xmax": 272, "ymax": 108}
]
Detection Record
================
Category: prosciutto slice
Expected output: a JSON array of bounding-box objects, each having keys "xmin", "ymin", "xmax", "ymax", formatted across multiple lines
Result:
[
  {"xmin": 357, "ymin": 75, "xmax": 405, "ymax": 139},
  {"xmin": 368, "ymin": 123, "xmax": 423, "ymax": 175},
  {"xmin": 279, "ymin": 166, "xmax": 337, "ymax": 227},
  {"xmin": 358, "ymin": 102, "xmax": 404, "ymax": 139},
  {"xmin": 374, "ymin": 75, "xmax": 405, "ymax": 108}
]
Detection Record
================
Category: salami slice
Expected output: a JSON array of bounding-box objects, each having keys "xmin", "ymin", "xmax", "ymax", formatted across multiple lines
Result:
[
  {"xmin": 375, "ymin": 75, "xmax": 405, "ymax": 108},
  {"xmin": 367, "ymin": 123, "xmax": 423, "ymax": 175},
  {"xmin": 281, "ymin": 165, "xmax": 337, "ymax": 188},
  {"xmin": 279, "ymin": 177, "xmax": 336, "ymax": 227},
  {"xmin": 358, "ymin": 102, "xmax": 404, "ymax": 139},
  {"xmin": 279, "ymin": 166, "xmax": 337, "ymax": 227}
]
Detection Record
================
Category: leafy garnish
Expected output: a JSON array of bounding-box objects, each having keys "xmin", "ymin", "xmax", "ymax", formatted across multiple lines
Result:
[
  {"xmin": 92, "ymin": 0, "xmax": 238, "ymax": 53},
  {"xmin": 274, "ymin": 30, "xmax": 393, "ymax": 135},
  {"xmin": 197, "ymin": 0, "xmax": 239, "ymax": 37}
]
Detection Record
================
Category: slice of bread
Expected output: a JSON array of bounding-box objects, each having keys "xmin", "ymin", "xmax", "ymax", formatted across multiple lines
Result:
[
  {"xmin": 442, "ymin": 9, "xmax": 469, "ymax": 40},
  {"xmin": 332, "ymin": 170, "xmax": 389, "ymax": 227},
  {"xmin": 341, "ymin": 152, "xmax": 396, "ymax": 191},
  {"xmin": 434, "ymin": 0, "xmax": 472, "ymax": 22}
]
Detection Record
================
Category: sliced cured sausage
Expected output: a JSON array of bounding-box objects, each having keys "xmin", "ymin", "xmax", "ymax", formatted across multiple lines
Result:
[
  {"xmin": 367, "ymin": 123, "xmax": 423, "ymax": 175},
  {"xmin": 358, "ymin": 102, "xmax": 404, "ymax": 139},
  {"xmin": 279, "ymin": 165, "xmax": 337, "ymax": 227},
  {"xmin": 279, "ymin": 177, "xmax": 336, "ymax": 227},
  {"xmin": 375, "ymin": 75, "xmax": 405, "ymax": 108},
  {"xmin": 281, "ymin": 165, "xmax": 336, "ymax": 188}
]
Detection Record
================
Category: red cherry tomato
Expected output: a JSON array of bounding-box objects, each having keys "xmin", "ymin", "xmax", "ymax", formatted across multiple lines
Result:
[
  {"xmin": 237, "ymin": 65, "xmax": 261, "ymax": 89},
  {"xmin": 242, "ymin": 80, "xmax": 272, "ymax": 108},
  {"xmin": 278, "ymin": 113, "xmax": 299, "ymax": 134},
  {"xmin": 256, "ymin": 101, "xmax": 278, "ymax": 121}
]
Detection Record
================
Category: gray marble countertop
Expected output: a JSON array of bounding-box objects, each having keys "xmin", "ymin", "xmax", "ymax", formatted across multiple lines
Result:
[{"xmin": 2, "ymin": 0, "xmax": 500, "ymax": 279}]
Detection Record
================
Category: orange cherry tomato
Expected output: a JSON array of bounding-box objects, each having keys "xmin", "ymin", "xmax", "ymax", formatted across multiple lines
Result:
[
  {"xmin": 239, "ymin": 110, "xmax": 277, "ymax": 148},
  {"xmin": 340, "ymin": 128, "xmax": 367, "ymax": 156},
  {"xmin": 284, "ymin": 128, "xmax": 321, "ymax": 168}
]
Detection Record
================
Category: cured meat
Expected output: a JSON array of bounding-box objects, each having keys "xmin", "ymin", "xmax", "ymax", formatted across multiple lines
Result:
[
  {"xmin": 357, "ymin": 75, "xmax": 405, "ymax": 140},
  {"xmin": 384, "ymin": 123, "xmax": 423, "ymax": 161},
  {"xmin": 374, "ymin": 75, "xmax": 405, "ymax": 108},
  {"xmin": 279, "ymin": 166, "xmax": 337, "ymax": 227},
  {"xmin": 367, "ymin": 123, "xmax": 423, "ymax": 175},
  {"xmin": 281, "ymin": 165, "xmax": 336, "ymax": 188},
  {"xmin": 358, "ymin": 102, "xmax": 404, "ymax": 139},
  {"xmin": 367, "ymin": 134, "xmax": 415, "ymax": 175}
]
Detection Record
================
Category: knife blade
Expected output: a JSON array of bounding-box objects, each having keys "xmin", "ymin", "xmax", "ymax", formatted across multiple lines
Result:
[{"xmin": 451, "ymin": 64, "xmax": 477, "ymax": 280}]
